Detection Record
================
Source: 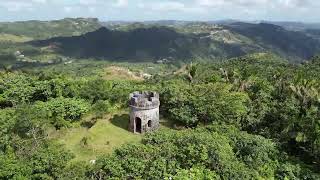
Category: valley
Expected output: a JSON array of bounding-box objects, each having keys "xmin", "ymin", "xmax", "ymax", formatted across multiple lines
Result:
[{"xmin": 1, "ymin": 18, "xmax": 320, "ymax": 70}]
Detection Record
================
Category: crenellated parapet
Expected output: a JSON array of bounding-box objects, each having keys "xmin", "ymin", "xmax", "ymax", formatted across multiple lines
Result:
[{"xmin": 129, "ymin": 91, "xmax": 160, "ymax": 110}]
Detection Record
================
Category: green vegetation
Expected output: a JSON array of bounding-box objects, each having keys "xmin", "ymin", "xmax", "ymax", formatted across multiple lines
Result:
[
  {"xmin": 0, "ymin": 18, "xmax": 101, "ymax": 40},
  {"xmin": 54, "ymin": 113, "xmax": 141, "ymax": 162},
  {"xmin": 1, "ymin": 18, "xmax": 320, "ymax": 71},
  {"xmin": 0, "ymin": 18, "xmax": 102, "ymax": 68},
  {"xmin": 1, "ymin": 53, "xmax": 320, "ymax": 179},
  {"xmin": 1, "ymin": 18, "xmax": 320, "ymax": 179},
  {"xmin": 31, "ymin": 23, "xmax": 320, "ymax": 62},
  {"xmin": 0, "ymin": 33, "xmax": 33, "ymax": 43},
  {"xmin": 91, "ymin": 125, "xmax": 319, "ymax": 179}
]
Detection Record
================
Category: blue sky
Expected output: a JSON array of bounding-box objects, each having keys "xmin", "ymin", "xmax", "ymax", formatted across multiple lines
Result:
[{"xmin": 0, "ymin": 0, "xmax": 318, "ymax": 22}]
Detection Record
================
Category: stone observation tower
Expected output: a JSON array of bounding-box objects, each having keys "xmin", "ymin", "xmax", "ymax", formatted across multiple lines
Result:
[{"xmin": 129, "ymin": 91, "xmax": 160, "ymax": 134}]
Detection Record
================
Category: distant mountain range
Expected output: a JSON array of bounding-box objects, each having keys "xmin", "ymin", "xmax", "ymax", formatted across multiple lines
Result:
[
  {"xmin": 103, "ymin": 19, "xmax": 320, "ymax": 30},
  {"xmin": 1, "ymin": 18, "xmax": 320, "ymax": 64},
  {"xmin": 0, "ymin": 18, "xmax": 101, "ymax": 40},
  {"xmin": 260, "ymin": 21, "xmax": 320, "ymax": 31},
  {"xmin": 30, "ymin": 27, "xmax": 197, "ymax": 61}
]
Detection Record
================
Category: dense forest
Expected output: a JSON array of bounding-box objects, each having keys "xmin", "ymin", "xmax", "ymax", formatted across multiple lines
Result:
[
  {"xmin": 30, "ymin": 22, "xmax": 320, "ymax": 62},
  {"xmin": 1, "ymin": 53, "xmax": 320, "ymax": 179}
]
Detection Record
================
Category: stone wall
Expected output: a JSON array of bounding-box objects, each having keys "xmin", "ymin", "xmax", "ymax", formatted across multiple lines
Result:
[{"xmin": 129, "ymin": 91, "xmax": 160, "ymax": 133}]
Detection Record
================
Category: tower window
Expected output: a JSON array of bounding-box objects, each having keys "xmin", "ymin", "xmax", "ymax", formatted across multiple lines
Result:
[{"xmin": 148, "ymin": 120, "xmax": 152, "ymax": 127}]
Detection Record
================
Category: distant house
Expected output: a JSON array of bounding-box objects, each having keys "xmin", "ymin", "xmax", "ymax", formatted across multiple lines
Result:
[
  {"xmin": 156, "ymin": 58, "xmax": 171, "ymax": 64},
  {"xmin": 64, "ymin": 60, "xmax": 73, "ymax": 65},
  {"xmin": 14, "ymin": 51, "xmax": 22, "ymax": 56},
  {"xmin": 142, "ymin": 73, "xmax": 152, "ymax": 79},
  {"xmin": 156, "ymin": 60, "xmax": 164, "ymax": 64}
]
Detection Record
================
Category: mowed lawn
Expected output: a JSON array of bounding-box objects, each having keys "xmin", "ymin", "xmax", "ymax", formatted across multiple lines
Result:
[{"xmin": 55, "ymin": 113, "xmax": 142, "ymax": 162}]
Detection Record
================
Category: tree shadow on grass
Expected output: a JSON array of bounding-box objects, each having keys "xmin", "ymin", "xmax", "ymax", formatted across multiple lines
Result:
[
  {"xmin": 110, "ymin": 114, "xmax": 130, "ymax": 131},
  {"xmin": 159, "ymin": 115, "xmax": 185, "ymax": 130}
]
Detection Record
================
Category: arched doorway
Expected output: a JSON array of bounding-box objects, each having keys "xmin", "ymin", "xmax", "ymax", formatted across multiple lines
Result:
[{"xmin": 135, "ymin": 117, "xmax": 142, "ymax": 133}]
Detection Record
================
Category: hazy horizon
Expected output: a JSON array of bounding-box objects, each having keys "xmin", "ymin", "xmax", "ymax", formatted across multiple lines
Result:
[
  {"xmin": 0, "ymin": 0, "xmax": 319, "ymax": 23},
  {"xmin": 1, "ymin": 17, "xmax": 320, "ymax": 24}
]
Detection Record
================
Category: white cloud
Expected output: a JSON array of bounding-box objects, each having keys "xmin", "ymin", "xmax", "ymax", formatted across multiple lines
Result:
[
  {"xmin": 79, "ymin": 0, "xmax": 98, "ymax": 6},
  {"xmin": 191, "ymin": 0, "xmax": 319, "ymax": 19},
  {"xmin": 114, "ymin": 0, "xmax": 128, "ymax": 7},
  {"xmin": 64, "ymin": 6, "xmax": 73, "ymax": 13},
  {"xmin": 88, "ymin": 7, "xmax": 96, "ymax": 13},
  {"xmin": 137, "ymin": 1, "xmax": 204, "ymax": 14},
  {"xmin": 0, "ymin": 0, "xmax": 48, "ymax": 12},
  {"xmin": 197, "ymin": 0, "xmax": 227, "ymax": 7},
  {"xmin": 195, "ymin": 0, "xmax": 312, "ymax": 8},
  {"xmin": 139, "ymin": 2, "xmax": 185, "ymax": 11},
  {"xmin": 0, "ymin": 0, "xmax": 319, "ymax": 22},
  {"xmin": 32, "ymin": 0, "xmax": 47, "ymax": 3},
  {"xmin": 0, "ymin": 1, "xmax": 33, "ymax": 12}
]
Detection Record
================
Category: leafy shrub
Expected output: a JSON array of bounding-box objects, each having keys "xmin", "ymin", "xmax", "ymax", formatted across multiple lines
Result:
[
  {"xmin": 92, "ymin": 125, "xmax": 282, "ymax": 179},
  {"xmin": 92, "ymin": 100, "xmax": 111, "ymax": 118},
  {"xmin": 34, "ymin": 97, "xmax": 89, "ymax": 128},
  {"xmin": 161, "ymin": 80, "xmax": 249, "ymax": 126}
]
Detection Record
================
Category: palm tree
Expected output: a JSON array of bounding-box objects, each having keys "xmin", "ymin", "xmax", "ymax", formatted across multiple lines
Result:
[
  {"xmin": 219, "ymin": 68, "xmax": 251, "ymax": 92},
  {"xmin": 186, "ymin": 62, "xmax": 197, "ymax": 83},
  {"xmin": 289, "ymin": 79, "xmax": 319, "ymax": 117}
]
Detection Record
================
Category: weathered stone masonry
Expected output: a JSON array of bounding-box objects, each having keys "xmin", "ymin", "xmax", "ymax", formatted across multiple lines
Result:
[{"xmin": 129, "ymin": 91, "xmax": 160, "ymax": 133}]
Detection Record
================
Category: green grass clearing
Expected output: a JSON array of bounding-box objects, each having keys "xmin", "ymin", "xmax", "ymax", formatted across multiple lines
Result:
[
  {"xmin": 52, "ymin": 111, "xmax": 176, "ymax": 162},
  {"xmin": 0, "ymin": 33, "xmax": 33, "ymax": 42},
  {"xmin": 55, "ymin": 112, "xmax": 142, "ymax": 162}
]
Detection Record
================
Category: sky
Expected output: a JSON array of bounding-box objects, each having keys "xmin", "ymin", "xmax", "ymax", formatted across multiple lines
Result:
[{"xmin": 0, "ymin": 0, "xmax": 319, "ymax": 22}]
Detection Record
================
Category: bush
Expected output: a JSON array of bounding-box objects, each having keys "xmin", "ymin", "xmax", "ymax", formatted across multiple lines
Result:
[
  {"xmin": 92, "ymin": 100, "xmax": 111, "ymax": 118},
  {"xmin": 92, "ymin": 125, "xmax": 281, "ymax": 179},
  {"xmin": 34, "ymin": 97, "xmax": 90, "ymax": 128}
]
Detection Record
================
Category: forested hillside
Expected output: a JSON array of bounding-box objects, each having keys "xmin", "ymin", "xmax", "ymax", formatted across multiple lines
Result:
[
  {"xmin": 225, "ymin": 23, "xmax": 320, "ymax": 61},
  {"xmin": 0, "ymin": 18, "xmax": 101, "ymax": 40},
  {"xmin": 30, "ymin": 27, "xmax": 196, "ymax": 61},
  {"xmin": 29, "ymin": 21, "xmax": 320, "ymax": 63},
  {"xmin": 0, "ymin": 18, "xmax": 320, "ymax": 67},
  {"xmin": 1, "ymin": 53, "xmax": 320, "ymax": 179},
  {"xmin": 0, "ymin": 18, "xmax": 103, "ymax": 68}
]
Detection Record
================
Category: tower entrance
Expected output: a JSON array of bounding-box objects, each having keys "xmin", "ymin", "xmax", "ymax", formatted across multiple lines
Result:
[{"xmin": 135, "ymin": 117, "xmax": 142, "ymax": 133}]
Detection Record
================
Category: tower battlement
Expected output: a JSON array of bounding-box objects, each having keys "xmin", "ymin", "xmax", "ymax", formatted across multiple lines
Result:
[{"xmin": 129, "ymin": 91, "xmax": 160, "ymax": 109}]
